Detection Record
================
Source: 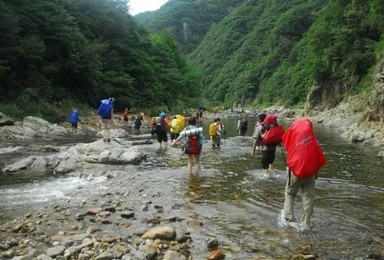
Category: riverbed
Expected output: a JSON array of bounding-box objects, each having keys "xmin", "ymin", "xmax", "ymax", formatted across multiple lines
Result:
[{"xmin": 0, "ymin": 117, "xmax": 383, "ymax": 259}]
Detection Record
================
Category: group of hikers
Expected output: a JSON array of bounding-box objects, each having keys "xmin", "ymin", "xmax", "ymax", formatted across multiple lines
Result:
[{"xmin": 68, "ymin": 98, "xmax": 327, "ymax": 230}]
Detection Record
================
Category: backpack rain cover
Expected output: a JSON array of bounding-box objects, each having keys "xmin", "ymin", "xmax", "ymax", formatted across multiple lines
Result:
[{"xmin": 282, "ymin": 119, "xmax": 326, "ymax": 178}]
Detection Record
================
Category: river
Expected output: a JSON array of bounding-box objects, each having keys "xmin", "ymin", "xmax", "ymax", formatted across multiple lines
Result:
[{"xmin": 0, "ymin": 117, "xmax": 383, "ymax": 259}]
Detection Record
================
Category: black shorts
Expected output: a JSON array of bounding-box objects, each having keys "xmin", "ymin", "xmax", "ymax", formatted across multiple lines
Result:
[
  {"xmin": 124, "ymin": 118, "xmax": 128, "ymax": 122},
  {"xmin": 157, "ymin": 131, "xmax": 168, "ymax": 142},
  {"xmin": 71, "ymin": 123, "xmax": 78, "ymax": 128},
  {"xmin": 261, "ymin": 149, "xmax": 276, "ymax": 169}
]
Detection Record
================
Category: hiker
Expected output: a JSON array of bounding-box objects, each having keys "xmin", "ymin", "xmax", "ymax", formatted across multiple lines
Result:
[
  {"xmin": 68, "ymin": 109, "xmax": 79, "ymax": 131},
  {"xmin": 154, "ymin": 112, "xmax": 169, "ymax": 149},
  {"xmin": 172, "ymin": 116, "xmax": 205, "ymax": 174},
  {"xmin": 122, "ymin": 107, "xmax": 129, "ymax": 125},
  {"xmin": 281, "ymin": 119, "xmax": 326, "ymax": 230},
  {"xmin": 169, "ymin": 114, "xmax": 185, "ymax": 141},
  {"xmin": 209, "ymin": 118, "xmax": 223, "ymax": 148},
  {"xmin": 198, "ymin": 103, "xmax": 204, "ymax": 118},
  {"xmin": 97, "ymin": 98, "xmax": 114, "ymax": 142},
  {"xmin": 251, "ymin": 114, "xmax": 284, "ymax": 172},
  {"xmin": 237, "ymin": 116, "xmax": 248, "ymax": 136},
  {"xmin": 134, "ymin": 116, "xmax": 142, "ymax": 132}
]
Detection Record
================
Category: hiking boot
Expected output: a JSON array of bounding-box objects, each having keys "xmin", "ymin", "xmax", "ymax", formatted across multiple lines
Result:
[{"xmin": 106, "ymin": 138, "xmax": 111, "ymax": 142}]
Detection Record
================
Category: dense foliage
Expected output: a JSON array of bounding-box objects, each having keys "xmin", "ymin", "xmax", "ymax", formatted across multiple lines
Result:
[
  {"xmin": 188, "ymin": 0, "xmax": 384, "ymax": 108},
  {"xmin": 0, "ymin": 0, "xmax": 200, "ymax": 121},
  {"xmin": 135, "ymin": 0, "xmax": 247, "ymax": 53}
]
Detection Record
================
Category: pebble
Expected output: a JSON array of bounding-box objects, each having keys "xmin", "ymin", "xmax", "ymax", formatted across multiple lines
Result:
[{"xmin": 207, "ymin": 249, "xmax": 225, "ymax": 260}]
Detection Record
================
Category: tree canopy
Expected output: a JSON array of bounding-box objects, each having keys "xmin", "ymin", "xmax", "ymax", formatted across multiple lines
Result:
[{"xmin": 0, "ymin": 0, "xmax": 200, "ymax": 121}]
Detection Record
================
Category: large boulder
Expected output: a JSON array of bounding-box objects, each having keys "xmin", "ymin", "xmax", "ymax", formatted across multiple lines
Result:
[
  {"xmin": 0, "ymin": 116, "xmax": 68, "ymax": 141},
  {"xmin": 2, "ymin": 139, "xmax": 143, "ymax": 174},
  {"xmin": 0, "ymin": 112, "xmax": 14, "ymax": 126},
  {"xmin": 54, "ymin": 139, "xmax": 143, "ymax": 174}
]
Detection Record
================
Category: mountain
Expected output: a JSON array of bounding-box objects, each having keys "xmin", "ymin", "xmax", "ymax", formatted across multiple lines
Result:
[
  {"xmin": 188, "ymin": 0, "xmax": 384, "ymax": 110},
  {"xmin": 135, "ymin": 0, "xmax": 248, "ymax": 53}
]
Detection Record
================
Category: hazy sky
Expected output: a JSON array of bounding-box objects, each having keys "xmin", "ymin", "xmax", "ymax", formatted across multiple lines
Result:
[{"xmin": 129, "ymin": 0, "xmax": 169, "ymax": 15}]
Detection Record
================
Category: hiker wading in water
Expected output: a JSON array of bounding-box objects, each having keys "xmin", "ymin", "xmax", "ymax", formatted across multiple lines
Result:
[{"xmin": 172, "ymin": 116, "xmax": 205, "ymax": 174}]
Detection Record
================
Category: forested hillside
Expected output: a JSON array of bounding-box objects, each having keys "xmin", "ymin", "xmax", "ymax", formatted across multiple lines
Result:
[
  {"xmin": 0, "ymin": 0, "xmax": 200, "ymax": 121},
  {"xmin": 135, "ymin": 0, "xmax": 247, "ymax": 53},
  {"xmin": 188, "ymin": 0, "xmax": 384, "ymax": 109}
]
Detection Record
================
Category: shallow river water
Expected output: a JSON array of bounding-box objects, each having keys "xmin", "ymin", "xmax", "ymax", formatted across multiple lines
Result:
[{"xmin": 0, "ymin": 118, "xmax": 383, "ymax": 259}]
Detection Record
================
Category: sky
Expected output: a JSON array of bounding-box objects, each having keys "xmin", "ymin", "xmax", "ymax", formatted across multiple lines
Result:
[{"xmin": 129, "ymin": 0, "xmax": 169, "ymax": 15}]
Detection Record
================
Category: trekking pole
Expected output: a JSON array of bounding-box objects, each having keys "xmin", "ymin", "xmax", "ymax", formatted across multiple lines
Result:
[{"xmin": 280, "ymin": 144, "xmax": 291, "ymax": 186}]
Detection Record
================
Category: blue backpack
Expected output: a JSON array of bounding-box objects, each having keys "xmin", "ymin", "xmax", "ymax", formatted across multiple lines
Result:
[
  {"xmin": 68, "ymin": 110, "xmax": 79, "ymax": 124},
  {"xmin": 97, "ymin": 99, "xmax": 113, "ymax": 119}
]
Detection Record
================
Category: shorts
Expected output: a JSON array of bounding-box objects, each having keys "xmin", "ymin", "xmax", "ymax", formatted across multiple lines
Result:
[
  {"xmin": 71, "ymin": 123, "xmax": 78, "ymax": 128},
  {"xmin": 157, "ymin": 131, "xmax": 168, "ymax": 143},
  {"xmin": 124, "ymin": 118, "xmax": 128, "ymax": 122},
  {"xmin": 261, "ymin": 149, "xmax": 276, "ymax": 169}
]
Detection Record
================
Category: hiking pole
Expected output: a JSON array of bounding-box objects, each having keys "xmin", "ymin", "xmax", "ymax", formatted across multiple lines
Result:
[{"xmin": 280, "ymin": 144, "xmax": 291, "ymax": 186}]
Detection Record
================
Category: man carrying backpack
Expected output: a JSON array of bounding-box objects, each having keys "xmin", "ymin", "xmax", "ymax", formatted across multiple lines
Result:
[
  {"xmin": 97, "ymin": 98, "xmax": 114, "ymax": 142},
  {"xmin": 237, "ymin": 116, "xmax": 248, "ymax": 136},
  {"xmin": 209, "ymin": 118, "xmax": 222, "ymax": 148},
  {"xmin": 171, "ymin": 116, "xmax": 205, "ymax": 174},
  {"xmin": 251, "ymin": 114, "xmax": 283, "ymax": 172},
  {"xmin": 154, "ymin": 112, "xmax": 169, "ymax": 149},
  {"xmin": 281, "ymin": 119, "xmax": 326, "ymax": 230}
]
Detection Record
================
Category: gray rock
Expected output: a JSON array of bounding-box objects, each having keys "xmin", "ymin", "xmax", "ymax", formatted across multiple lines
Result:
[
  {"xmin": 0, "ymin": 112, "xmax": 14, "ymax": 126},
  {"xmin": 377, "ymin": 151, "xmax": 384, "ymax": 159},
  {"xmin": 95, "ymin": 250, "xmax": 114, "ymax": 260},
  {"xmin": 54, "ymin": 139, "xmax": 143, "ymax": 174},
  {"xmin": 141, "ymin": 227, "xmax": 176, "ymax": 240},
  {"xmin": 121, "ymin": 211, "xmax": 135, "ymax": 219},
  {"xmin": 46, "ymin": 246, "xmax": 66, "ymax": 258},
  {"xmin": 163, "ymin": 250, "xmax": 187, "ymax": 260},
  {"xmin": 36, "ymin": 254, "xmax": 53, "ymax": 260},
  {"xmin": 11, "ymin": 256, "xmax": 33, "ymax": 260}
]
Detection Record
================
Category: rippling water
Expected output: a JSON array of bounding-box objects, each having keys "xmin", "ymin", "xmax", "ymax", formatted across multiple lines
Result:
[{"xmin": 0, "ymin": 118, "xmax": 383, "ymax": 258}]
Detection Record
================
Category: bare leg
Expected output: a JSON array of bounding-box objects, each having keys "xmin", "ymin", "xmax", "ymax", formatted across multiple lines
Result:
[{"xmin": 187, "ymin": 155, "xmax": 193, "ymax": 174}]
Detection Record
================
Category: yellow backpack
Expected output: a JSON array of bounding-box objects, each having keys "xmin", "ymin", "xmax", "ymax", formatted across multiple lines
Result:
[
  {"xmin": 175, "ymin": 115, "xmax": 186, "ymax": 132},
  {"xmin": 209, "ymin": 123, "xmax": 218, "ymax": 137}
]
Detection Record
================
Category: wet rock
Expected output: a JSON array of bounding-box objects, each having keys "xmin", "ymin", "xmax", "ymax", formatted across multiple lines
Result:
[
  {"xmin": 207, "ymin": 250, "xmax": 225, "ymax": 260},
  {"xmin": 86, "ymin": 208, "xmax": 102, "ymax": 215},
  {"xmin": 177, "ymin": 235, "xmax": 191, "ymax": 244},
  {"xmin": 207, "ymin": 239, "xmax": 219, "ymax": 250},
  {"xmin": 0, "ymin": 112, "xmax": 14, "ymax": 126},
  {"xmin": 351, "ymin": 131, "xmax": 366, "ymax": 142},
  {"xmin": 0, "ymin": 243, "xmax": 11, "ymax": 250},
  {"xmin": 187, "ymin": 221, "xmax": 203, "ymax": 227},
  {"xmin": 163, "ymin": 250, "xmax": 187, "ymax": 260},
  {"xmin": 54, "ymin": 140, "xmax": 143, "ymax": 174},
  {"xmin": 2, "ymin": 249, "xmax": 15, "ymax": 258},
  {"xmin": 36, "ymin": 254, "xmax": 53, "ymax": 260},
  {"xmin": 86, "ymin": 226, "xmax": 101, "ymax": 235},
  {"xmin": 95, "ymin": 250, "xmax": 114, "ymax": 260},
  {"xmin": 0, "ymin": 116, "xmax": 68, "ymax": 141},
  {"xmin": 12, "ymin": 256, "xmax": 33, "ymax": 260},
  {"xmin": 132, "ymin": 140, "xmax": 153, "ymax": 146},
  {"xmin": 101, "ymin": 204, "xmax": 116, "ymax": 213},
  {"xmin": 121, "ymin": 211, "xmax": 135, "ymax": 219},
  {"xmin": 291, "ymin": 254, "xmax": 316, "ymax": 260},
  {"xmin": 46, "ymin": 246, "xmax": 66, "ymax": 258},
  {"xmin": 142, "ymin": 227, "xmax": 176, "ymax": 240}
]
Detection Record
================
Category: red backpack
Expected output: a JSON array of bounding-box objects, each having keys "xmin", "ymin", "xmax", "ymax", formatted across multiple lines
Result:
[
  {"xmin": 282, "ymin": 119, "xmax": 326, "ymax": 178},
  {"xmin": 262, "ymin": 114, "xmax": 285, "ymax": 146},
  {"xmin": 186, "ymin": 134, "xmax": 201, "ymax": 154}
]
